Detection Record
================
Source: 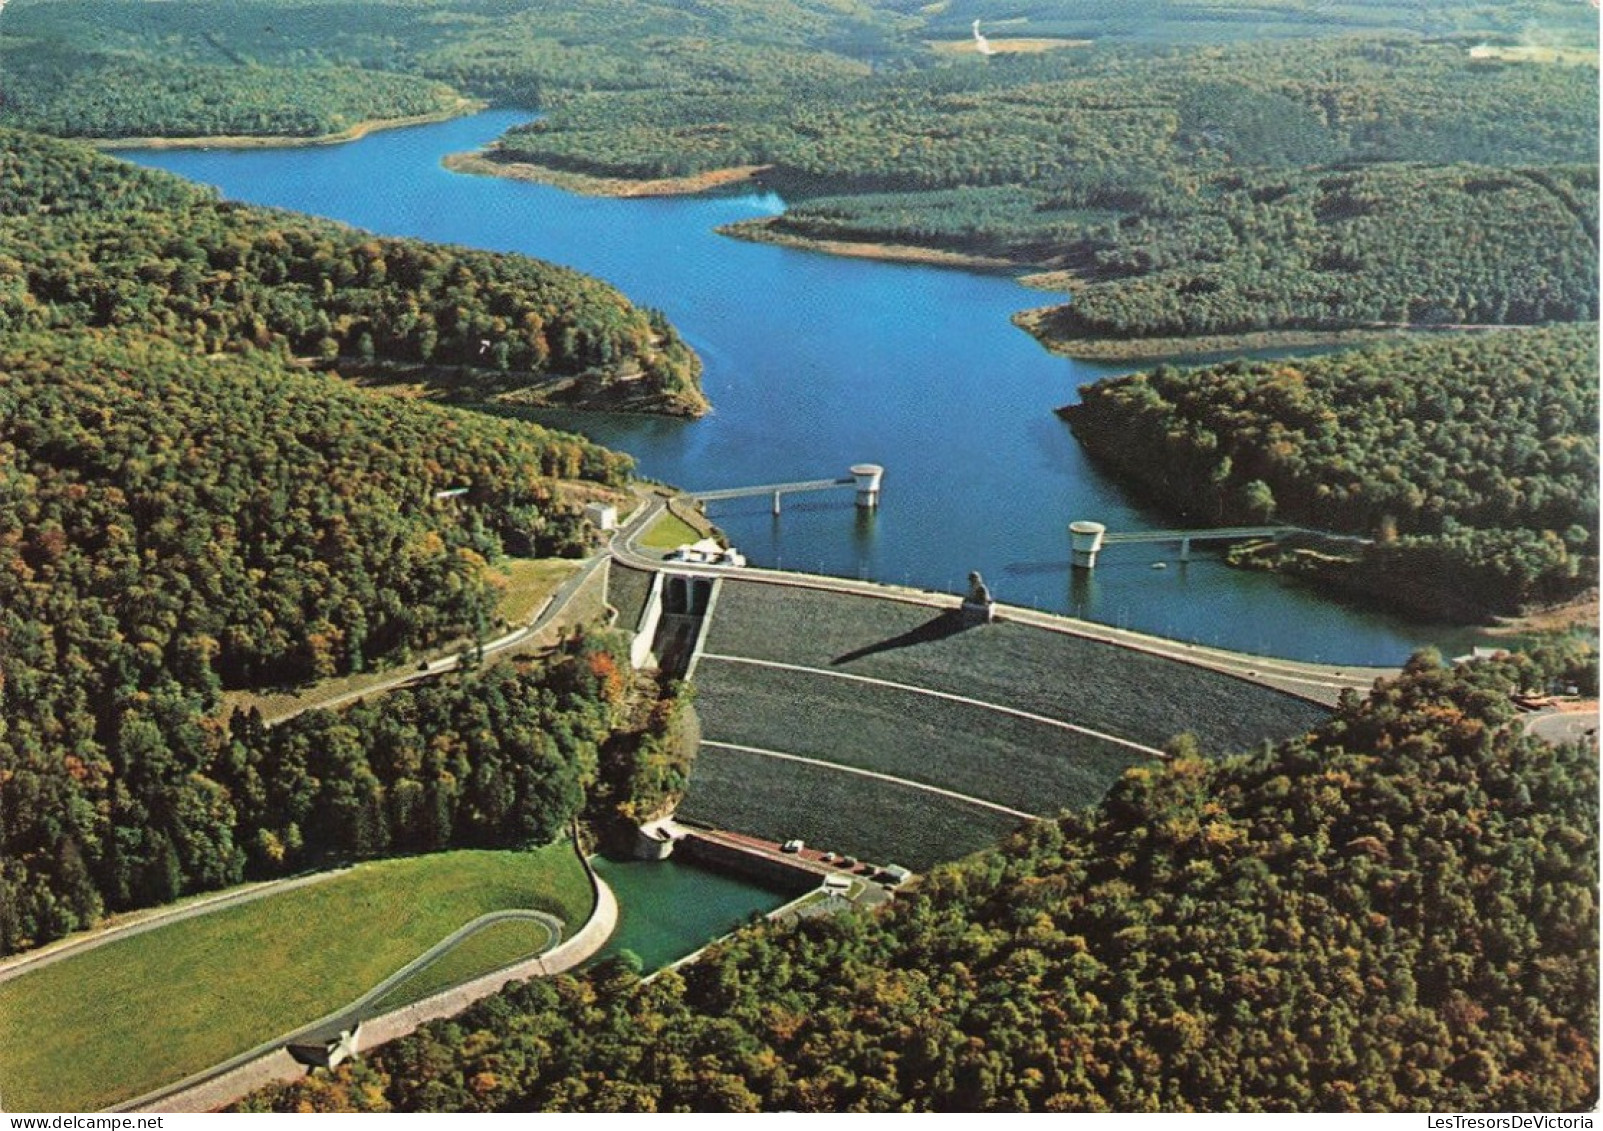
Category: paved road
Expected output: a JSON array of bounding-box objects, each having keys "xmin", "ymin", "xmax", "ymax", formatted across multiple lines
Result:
[
  {"xmin": 613, "ymin": 490, "xmax": 1396, "ymax": 708},
  {"xmin": 243, "ymin": 489, "xmax": 677, "ymax": 729},
  {"xmin": 126, "ymin": 867, "xmax": 620, "ymax": 1114},
  {"xmin": 1525, "ymin": 705, "xmax": 1599, "ymax": 746},
  {"xmin": 4, "ymin": 505, "xmax": 661, "ymax": 1109},
  {"xmin": 259, "ymin": 548, "xmax": 612, "ymax": 727}
]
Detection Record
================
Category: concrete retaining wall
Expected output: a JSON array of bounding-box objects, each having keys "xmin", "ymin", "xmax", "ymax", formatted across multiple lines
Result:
[
  {"xmin": 676, "ymin": 833, "xmax": 824, "ymax": 896},
  {"xmin": 630, "ymin": 571, "xmax": 666, "ymax": 670}
]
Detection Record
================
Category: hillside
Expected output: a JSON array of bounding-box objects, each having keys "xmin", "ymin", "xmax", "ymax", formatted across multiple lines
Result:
[
  {"xmin": 238, "ymin": 642, "xmax": 1599, "ymax": 1112},
  {"xmin": 492, "ymin": 35, "xmax": 1597, "ymax": 346},
  {"xmin": 1011, "ymin": 163, "xmax": 1597, "ymax": 352},
  {"xmin": 0, "ymin": 0, "xmax": 903, "ymax": 136},
  {"xmin": 0, "ymin": 41, "xmax": 472, "ymax": 141},
  {"xmin": 0, "ymin": 325, "xmax": 642, "ymax": 952},
  {"xmin": 0, "ymin": 129, "xmax": 705, "ymax": 415},
  {"xmin": 4, "ymin": 3, "xmax": 1594, "ymax": 349},
  {"xmin": 1060, "ymin": 327, "xmax": 1599, "ymax": 620}
]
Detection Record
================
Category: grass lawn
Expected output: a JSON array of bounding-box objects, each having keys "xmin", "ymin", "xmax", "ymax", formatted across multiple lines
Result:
[
  {"xmin": 638, "ymin": 509, "xmax": 703, "ymax": 550},
  {"xmin": 703, "ymin": 582, "xmax": 1326, "ymax": 753},
  {"xmin": 363, "ymin": 918, "xmax": 558, "ymax": 1015},
  {"xmin": 679, "ymin": 745, "xmax": 1025, "ymax": 871},
  {"xmin": 692, "ymin": 658, "xmax": 1147, "ymax": 816},
  {"xmin": 495, "ymin": 556, "xmax": 582, "ymax": 625},
  {"xmin": 0, "ymin": 846, "xmax": 592, "ymax": 1112}
]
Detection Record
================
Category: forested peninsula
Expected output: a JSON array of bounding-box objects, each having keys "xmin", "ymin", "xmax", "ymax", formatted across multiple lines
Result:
[
  {"xmin": 0, "ymin": 130, "xmax": 704, "ymax": 415},
  {"xmin": 239, "ymin": 644, "xmax": 1599, "ymax": 1113},
  {"xmin": 1061, "ymin": 327, "xmax": 1599, "ymax": 622}
]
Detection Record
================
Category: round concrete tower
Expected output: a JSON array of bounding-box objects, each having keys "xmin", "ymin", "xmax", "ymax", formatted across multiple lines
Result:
[
  {"xmin": 1070, "ymin": 520, "xmax": 1107, "ymax": 569},
  {"xmin": 851, "ymin": 464, "xmax": 884, "ymax": 509}
]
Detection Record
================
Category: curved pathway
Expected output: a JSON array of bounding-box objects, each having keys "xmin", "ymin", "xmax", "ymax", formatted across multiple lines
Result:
[
  {"xmin": 700, "ymin": 740, "xmax": 1042, "ymax": 821},
  {"xmin": 111, "ymin": 909, "xmax": 563, "ymax": 1112},
  {"xmin": 613, "ymin": 490, "xmax": 1397, "ymax": 708},
  {"xmin": 255, "ymin": 549, "xmax": 609, "ymax": 727}
]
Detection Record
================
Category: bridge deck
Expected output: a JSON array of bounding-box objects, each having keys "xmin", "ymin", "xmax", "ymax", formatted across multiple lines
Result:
[
  {"xmin": 695, "ymin": 477, "xmax": 854, "ymax": 501},
  {"xmin": 1100, "ymin": 525, "xmax": 1372, "ymax": 546},
  {"xmin": 1101, "ymin": 525, "xmax": 1292, "ymax": 545}
]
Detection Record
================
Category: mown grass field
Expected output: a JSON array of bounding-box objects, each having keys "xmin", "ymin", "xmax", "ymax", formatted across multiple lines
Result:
[
  {"xmin": 678, "ymin": 745, "xmax": 1025, "ymax": 871},
  {"xmin": 702, "ymin": 582, "xmax": 1326, "ymax": 752},
  {"xmin": 928, "ymin": 36, "xmax": 1091, "ymax": 54},
  {"xmin": 0, "ymin": 846, "xmax": 591, "ymax": 1112},
  {"xmin": 691, "ymin": 658, "xmax": 1147, "ymax": 816},
  {"xmin": 638, "ymin": 509, "xmax": 703, "ymax": 550}
]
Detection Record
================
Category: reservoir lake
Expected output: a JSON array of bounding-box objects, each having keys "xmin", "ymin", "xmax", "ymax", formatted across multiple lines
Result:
[{"xmin": 119, "ymin": 109, "xmax": 1485, "ymax": 666}]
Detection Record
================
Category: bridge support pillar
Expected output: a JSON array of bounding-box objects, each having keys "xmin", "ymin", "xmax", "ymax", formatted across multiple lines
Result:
[
  {"xmin": 851, "ymin": 463, "xmax": 884, "ymax": 510},
  {"xmin": 773, "ymin": 490, "xmax": 782, "ymax": 516},
  {"xmin": 1070, "ymin": 521, "xmax": 1107, "ymax": 570},
  {"xmin": 1179, "ymin": 536, "xmax": 1191, "ymax": 563}
]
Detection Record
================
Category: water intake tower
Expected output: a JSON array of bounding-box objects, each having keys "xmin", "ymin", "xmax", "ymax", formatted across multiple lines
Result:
[
  {"xmin": 1070, "ymin": 521, "xmax": 1107, "ymax": 569},
  {"xmin": 852, "ymin": 464, "xmax": 885, "ymax": 509}
]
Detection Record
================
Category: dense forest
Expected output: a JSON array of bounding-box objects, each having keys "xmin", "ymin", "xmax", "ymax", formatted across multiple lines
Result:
[
  {"xmin": 0, "ymin": 41, "xmax": 470, "ymax": 140},
  {"xmin": 492, "ymin": 35, "xmax": 1597, "ymax": 343},
  {"xmin": 779, "ymin": 162, "xmax": 1599, "ymax": 341},
  {"xmin": 0, "ymin": 129, "xmax": 704, "ymax": 413},
  {"xmin": 0, "ymin": 0, "xmax": 905, "ymax": 133},
  {"xmin": 3, "ymin": 1, "xmax": 1595, "ymax": 344},
  {"xmin": 1062, "ymin": 327, "xmax": 1599, "ymax": 619},
  {"xmin": 503, "ymin": 38, "xmax": 1597, "ymax": 187},
  {"xmin": 238, "ymin": 642, "xmax": 1599, "ymax": 1112},
  {"xmin": 0, "ymin": 324, "xmax": 646, "ymax": 953}
]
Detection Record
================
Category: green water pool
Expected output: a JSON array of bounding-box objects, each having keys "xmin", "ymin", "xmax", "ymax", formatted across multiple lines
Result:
[{"xmin": 591, "ymin": 855, "xmax": 792, "ymax": 972}]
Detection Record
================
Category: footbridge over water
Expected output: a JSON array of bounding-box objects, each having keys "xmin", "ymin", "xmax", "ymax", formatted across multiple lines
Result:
[
  {"xmin": 1070, "ymin": 521, "xmax": 1371, "ymax": 569},
  {"xmin": 693, "ymin": 464, "xmax": 883, "ymax": 515}
]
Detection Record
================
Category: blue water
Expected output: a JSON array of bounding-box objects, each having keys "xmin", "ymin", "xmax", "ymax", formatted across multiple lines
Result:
[{"xmin": 117, "ymin": 110, "xmax": 1484, "ymax": 665}]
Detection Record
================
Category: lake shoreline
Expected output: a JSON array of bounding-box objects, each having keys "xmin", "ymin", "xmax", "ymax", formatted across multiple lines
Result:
[
  {"xmin": 121, "ymin": 111, "xmax": 1480, "ymax": 665},
  {"xmin": 715, "ymin": 217, "xmax": 1029, "ymax": 272},
  {"xmin": 443, "ymin": 150, "xmax": 774, "ymax": 198},
  {"xmin": 441, "ymin": 152, "xmax": 1040, "ymax": 271},
  {"xmin": 335, "ymin": 358, "xmax": 710, "ymax": 419},
  {"xmin": 1013, "ymin": 307, "xmax": 1508, "ymax": 361},
  {"xmin": 88, "ymin": 100, "xmax": 486, "ymax": 151}
]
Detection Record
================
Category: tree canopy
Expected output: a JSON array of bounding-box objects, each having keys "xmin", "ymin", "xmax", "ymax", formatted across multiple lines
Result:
[
  {"xmin": 238, "ymin": 642, "xmax": 1599, "ymax": 1112},
  {"xmin": 1063, "ymin": 326, "xmax": 1599, "ymax": 619},
  {"xmin": 0, "ymin": 322, "xmax": 644, "ymax": 953},
  {"xmin": 0, "ymin": 129, "xmax": 704, "ymax": 413}
]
